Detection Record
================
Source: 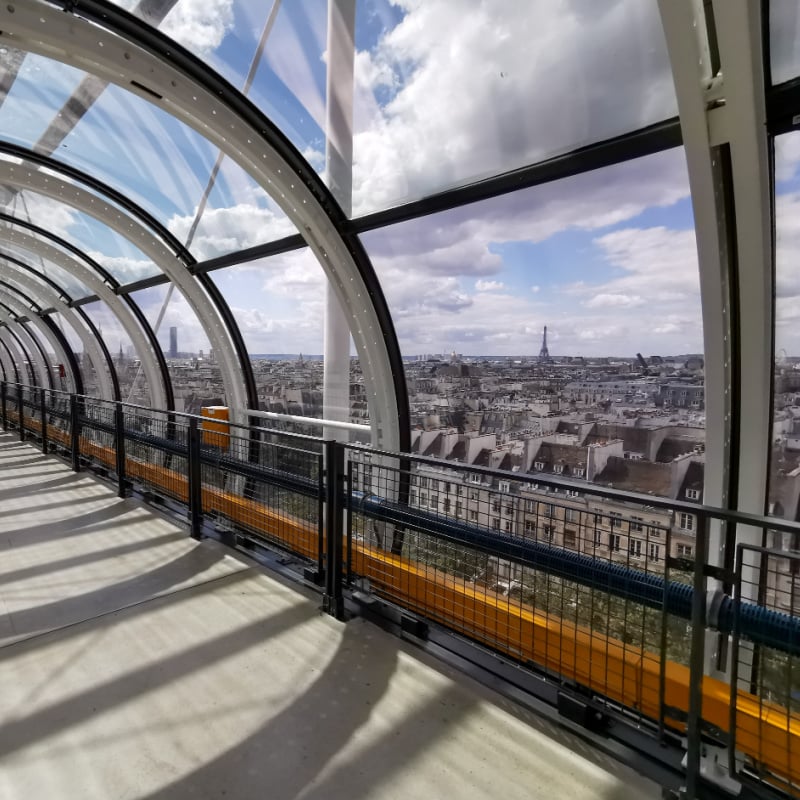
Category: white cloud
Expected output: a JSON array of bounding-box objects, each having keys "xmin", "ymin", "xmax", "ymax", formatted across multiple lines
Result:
[
  {"xmin": 352, "ymin": 0, "xmax": 676, "ymax": 214},
  {"xmin": 475, "ymin": 279, "xmax": 505, "ymax": 291},
  {"xmin": 584, "ymin": 293, "xmax": 645, "ymax": 308},
  {"xmin": 167, "ymin": 204, "xmax": 295, "ymax": 260},
  {"xmin": 530, "ymin": 285, "xmax": 540, "ymax": 293},
  {"xmin": 161, "ymin": 0, "xmax": 235, "ymax": 57}
]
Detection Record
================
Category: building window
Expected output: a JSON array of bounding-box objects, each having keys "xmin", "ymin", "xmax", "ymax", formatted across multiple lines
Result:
[
  {"xmin": 504, "ymin": 520, "xmax": 513, "ymax": 533},
  {"xmin": 492, "ymin": 501, "xmax": 500, "ymax": 513},
  {"xmin": 445, "ymin": 482, "xmax": 451, "ymax": 493},
  {"xmin": 419, "ymin": 477, "xmax": 429, "ymax": 489},
  {"xmin": 594, "ymin": 528, "xmax": 603, "ymax": 546},
  {"xmin": 492, "ymin": 518, "xmax": 500, "ymax": 530},
  {"xmin": 629, "ymin": 539, "xmax": 642, "ymax": 558},
  {"xmin": 541, "ymin": 503, "xmax": 555, "ymax": 518},
  {"xmin": 455, "ymin": 485, "xmax": 463, "ymax": 496},
  {"xmin": 686, "ymin": 488, "xmax": 700, "ymax": 501},
  {"xmin": 499, "ymin": 480, "xmax": 510, "ymax": 493},
  {"xmin": 525, "ymin": 499, "xmax": 537, "ymax": 513},
  {"xmin": 564, "ymin": 529, "xmax": 577, "ymax": 548},
  {"xmin": 443, "ymin": 498, "xmax": 451, "ymax": 514},
  {"xmin": 553, "ymin": 464, "xmax": 564, "ymax": 474},
  {"xmin": 679, "ymin": 513, "xmax": 695, "ymax": 531},
  {"xmin": 648, "ymin": 543, "xmax": 660, "ymax": 562},
  {"xmin": 611, "ymin": 534, "xmax": 622, "ymax": 552},
  {"xmin": 630, "ymin": 516, "xmax": 643, "ymax": 532},
  {"xmin": 430, "ymin": 494, "xmax": 438, "ymax": 510},
  {"xmin": 534, "ymin": 461, "xmax": 545, "ymax": 471},
  {"xmin": 455, "ymin": 502, "xmax": 463, "ymax": 516},
  {"xmin": 677, "ymin": 544, "xmax": 693, "ymax": 558},
  {"xmin": 470, "ymin": 473, "xmax": 482, "ymax": 484},
  {"xmin": 541, "ymin": 525, "xmax": 554, "ymax": 542},
  {"xmin": 420, "ymin": 493, "xmax": 427, "ymax": 506},
  {"xmin": 470, "ymin": 510, "xmax": 478, "ymax": 522},
  {"xmin": 610, "ymin": 512, "xmax": 623, "ymax": 528},
  {"xmin": 469, "ymin": 491, "xmax": 479, "ymax": 501},
  {"xmin": 411, "ymin": 490, "xmax": 418, "ymax": 504},
  {"xmin": 525, "ymin": 519, "xmax": 535, "ymax": 532},
  {"xmin": 574, "ymin": 468, "xmax": 585, "ymax": 478},
  {"xmin": 565, "ymin": 508, "xmax": 576, "ymax": 523},
  {"xmin": 504, "ymin": 505, "xmax": 514, "ymax": 516}
]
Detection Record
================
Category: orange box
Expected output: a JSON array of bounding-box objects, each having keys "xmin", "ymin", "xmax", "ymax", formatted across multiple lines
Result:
[{"xmin": 201, "ymin": 406, "xmax": 229, "ymax": 449}]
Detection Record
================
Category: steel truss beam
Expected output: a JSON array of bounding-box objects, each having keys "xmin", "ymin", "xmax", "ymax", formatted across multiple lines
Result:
[{"xmin": 0, "ymin": 0, "xmax": 408, "ymax": 447}]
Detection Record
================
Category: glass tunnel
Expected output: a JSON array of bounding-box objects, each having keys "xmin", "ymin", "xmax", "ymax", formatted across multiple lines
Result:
[{"xmin": 2, "ymin": 2, "xmax": 800, "ymax": 795}]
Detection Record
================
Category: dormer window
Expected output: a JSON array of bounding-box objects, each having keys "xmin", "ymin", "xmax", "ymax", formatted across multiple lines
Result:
[
  {"xmin": 575, "ymin": 468, "xmax": 585, "ymax": 478},
  {"xmin": 686, "ymin": 488, "xmax": 701, "ymax": 501},
  {"xmin": 553, "ymin": 464, "xmax": 564, "ymax": 474},
  {"xmin": 499, "ymin": 480, "xmax": 510, "ymax": 493},
  {"xmin": 534, "ymin": 461, "xmax": 545, "ymax": 471}
]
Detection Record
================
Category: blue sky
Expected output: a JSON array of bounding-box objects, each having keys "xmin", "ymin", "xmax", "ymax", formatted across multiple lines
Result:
[{"xmin": 1, "ymin": 0, "xmax": 773, "ymax": 362}]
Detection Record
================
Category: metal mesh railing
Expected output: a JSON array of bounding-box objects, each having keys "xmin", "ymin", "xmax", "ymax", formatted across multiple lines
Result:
[{"xmin": 4, "ymin": 381, "xmax": 800, "ymax": 799}]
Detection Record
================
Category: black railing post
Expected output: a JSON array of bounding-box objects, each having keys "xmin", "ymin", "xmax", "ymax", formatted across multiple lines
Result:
[
  {"xmin": 346, "ymin": 459, "xmax": 353, "ymax": 586},
  {"xmin": 684, "ymin": 511, "xmax": 710, "ymax": 800},
  {"xmin": 17, "ymin": 384, "xmax": 25, "ymax": 442},
  {"xmin": 188, "ymin": 416, "xmax": 203, "ymax": 540},
  {"xmin": 1, "ymin": 381, "xmax": 6, "ymax": 432},
  {"xmin": 70, "ymin": 393, "xmax": 81, "ymax": 472},
  {"xmin": 323, "ymin": 439, "xmax": 345, "ymax": 620},
  {"xmin": 114, "ymin": 401, "xmax": 127, "ymax": 498},
  {"xmin": 40, "ymin": 387, "xmax": 48, "ymax": 454}
]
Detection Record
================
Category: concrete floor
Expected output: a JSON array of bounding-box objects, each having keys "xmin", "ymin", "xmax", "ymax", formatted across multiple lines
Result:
[{"xmin": 0, "ymin": 433, "xmax": 660, "ymax": 799}]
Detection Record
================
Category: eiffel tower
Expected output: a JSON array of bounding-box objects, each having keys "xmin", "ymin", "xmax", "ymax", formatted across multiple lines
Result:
[{"xmin": 538, "ymin": 326, "xmax": 551, "ymax": 362}]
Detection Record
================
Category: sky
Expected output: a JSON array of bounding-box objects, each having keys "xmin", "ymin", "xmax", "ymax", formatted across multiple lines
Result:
[{"xmin": 1, "ymin": 0, "xmax": 800, "ymax": 361}]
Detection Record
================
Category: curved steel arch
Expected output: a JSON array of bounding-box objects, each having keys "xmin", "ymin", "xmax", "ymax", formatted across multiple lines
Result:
[
  {"xmin": 0, "ymin": 149, "xmax": 257, "ymax": 415},
  {"xmin": 0, "ymin": 0, "xmax": 410, "ymax": 449},
  {"xmin": 0, "ymin": 291, "xmax": 52, "ymax": 389},
  {"xmin": 0, "ymin": 255, "xmax": 115, "ymax": 399},
  {"xmin": 0, "ymin": 140, "xmax": 194, "ymax": 264},
  {"xmin": 0, "ymin": 210, "xmax": 174, "ymax": 405},
  {"xmin": 0, "ymin": 227, "xmax": 170, "ymax": 408},
  {"xmin": 38, "ymin": 313, "xmax": 83, "ymax": 395},
  {"xmin": 0, "ymin": 310, "xmax": 38, "ymax": 386},
  {"xmin": 0, "ymin": 284, "xmax": 73, "ymax": 390},
  {"xmin": 0, "ymin": 333, "xmax": 19, "ymax": 384},
  {"xmin": 0, "ymin": 256, "xmax": 86, "ymax": 394},
  {"xmin": 0, "ymin": 159, "xmax": 249, "ymax": 422}
]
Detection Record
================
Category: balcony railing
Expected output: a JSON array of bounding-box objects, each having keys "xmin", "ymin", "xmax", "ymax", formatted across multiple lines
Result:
[{"xmin": 2, "ymin": 380, "xmax": 799, "ymax": 800}]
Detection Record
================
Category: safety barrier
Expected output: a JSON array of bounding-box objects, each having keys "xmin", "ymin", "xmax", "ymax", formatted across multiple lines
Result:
[{"xmin": 2, "ymin": 381, "xmax": 799, "ymax": 799}]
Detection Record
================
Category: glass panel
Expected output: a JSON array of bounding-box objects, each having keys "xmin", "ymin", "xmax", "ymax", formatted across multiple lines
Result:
[
  {"xmin": 360, "ymin": 147, "xmax": 704, "ymax": 495},
  {"xmin": 108, "ymin": 0, "xmax": 329, "ymax": 167},
  {"xmin": 0, "ymin": 241, "xmax": 93, "ymax": 300},
  {"xmin": 128, "ymin": 284, "xmax": 220, "ymax": 410},
  {"xmin": 81, "ymin": 299, "xmax": 150, "ymax": 405},
  {"xmin": 0, "ymin": 189, "xmax": 161, "ymax": 284},
  {"xmin": 770, "ymin": 0, "xmax": 800, "ymax": 85},
  {"xmin": 0, "ymin": 53, "xmax": 85, "ymax": 148},
  {"xmin": 771, "ymin": 133, "xmax": 800, "ymax": 519},
  {"xmin": 352, "ymin": 0, "xmax": 677, "ymax": 214},
  {"xmin": 166, "ymin": 158, "xmax": 296, "ymax": 261},
  {"xmin": 51, "ymin": 310, "xmax": 100, "ymax": 396},
  {"xmin": 209, "ymin": 248, "xmax": 325, "ymax": 356},
  {"xmin": 210, "ymin": 252, "xmax": 368, "ymax": 422}
]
